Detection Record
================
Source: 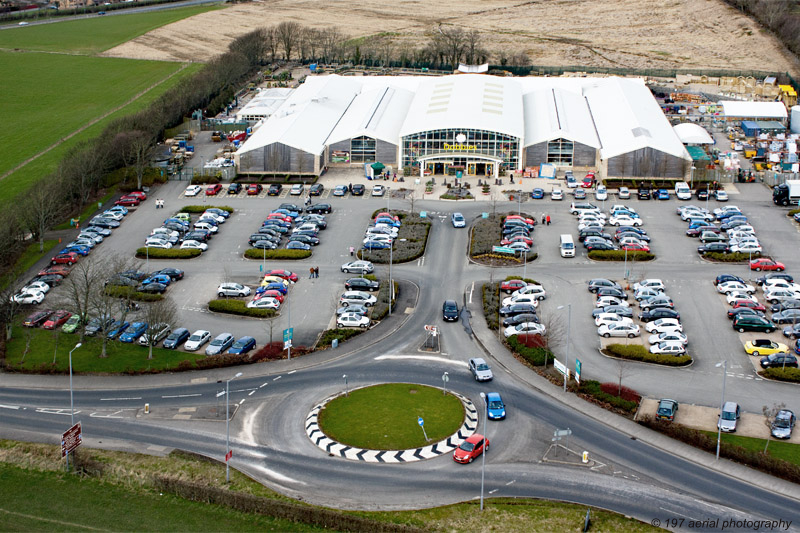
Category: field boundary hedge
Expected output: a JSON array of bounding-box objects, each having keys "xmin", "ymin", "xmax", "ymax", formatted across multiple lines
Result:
[{"xmin": 588, "ymin": 250, "xmax": 655, "ymax": 261}]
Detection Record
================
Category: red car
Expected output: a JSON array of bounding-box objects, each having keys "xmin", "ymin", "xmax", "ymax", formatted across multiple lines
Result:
[
  {"xmin": 266, "ymin": 269, "xmax": 298, "ymax": 283},
  {"xmin": 266, "ymin": 213, "xmax": 292, "ymax": 222},
  {"xmin": 39, "ymin": 265, "xmax": 71, "ymax": 277},
  {"xmin": 115, "ymin": 195, "xmax": 140, "ymax": 207},
  {"xmin": 500, "ymin": 236, "xmax": 533, "ymax": 246},
  {"xmin": 750, "ymin": 259, "xmax": 785, "ymax": 272},
  {"xmin": 453, "ymin": 434, "xmax": 489, "ymax": 463},
  {"xmin": 206, "ymin": 184, "xmax": 223, "ymax": 196},
  {"xmin": 505, "ymin": 215, "xmax": 535, "ymax": 226},
  {"xmin": 51, "ymin": 252, "xmax": 78, "ymax": 266},
  {"xmin": 732, "ymin": 300, "xmax": 767, "ymax": 312},
  {"xmin": 247, "ymin": 184, "xmax": 263, "ymax": 195},
  {"xmin": 621, "ymin": 243, "xmax": 650, "ymax": 252},
  {"xmin": 127, "ymin": 191, "xmax": 147, "ymax": 201},
  {"xmin": 256, "ymin": 290, "xmax": 284, "ymax": 303},
  {"xmin": 42, "ymin": 310, "xmax": 72, "ymax": 329},
  {"xmin": 500, "ymin": 279, "xmax": 527, "ymax": 294},
  {"xmin": 581, "ymin": 173, "xmax": 595, "ymax": 188}
]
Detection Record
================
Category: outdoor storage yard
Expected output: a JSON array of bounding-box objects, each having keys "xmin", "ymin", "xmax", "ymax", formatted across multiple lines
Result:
[{"xmin": 103, "ymin": 0, "xmax": 799, "ymax": 74}]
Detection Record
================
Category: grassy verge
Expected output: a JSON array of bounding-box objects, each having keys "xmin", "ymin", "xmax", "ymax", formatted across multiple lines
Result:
[
  {"xmin": 469, "ymin": 213, "xmax": 537, "ymax": 265},
  {"xmin": 316, "ymin": 328, "xmax": 365, "ymax": 348},
  {"xmin": 0, "ymin": 239, "xmax": 59, "ymax": 290},
  {"xmin": 702, "ymin": 251, "xmax": 758, "ymax": 262},
  {"xmin": 482, "ymin": 281, "xmax": 500, "ymax": 330},
  {"xmin": 53, "ymin": 189, "xmax": 116, "ymax": 230},
  {"xmin": 244, "ymin": 249, "xmax": 312, "ymax": 260},
  {"xmin": 700, "ymin": 431, "xmax": 800, "ymax": 466},
  {"xmin": 761, "ymin": 367, "xmax": 800, "ymax": 382},
  {"xmin": 318, "ymin": 383, "xmax": 464, "ymax": 449},
  {"xmin": 358, "ymin": 211, "xmax": 431, "ymax": 264},
  {"xmin": 135, "ymin": 248, "xmax": 202, "ymax": 259}
]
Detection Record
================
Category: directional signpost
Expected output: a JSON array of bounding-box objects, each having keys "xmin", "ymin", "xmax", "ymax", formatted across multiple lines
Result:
[
  {"xmin": 418, "ymin": 417, "xmax": 429, "ymax": 441},
  {"xmin": 492, "ymin": 246, "xmax": 515, "ymax": 254},
  {"xmin": 283, "ymin": 327, "xmax": 293, "ymax": 360},
  {"xmin": 442, "ymin": 372, "xmax": 449, "ymax": 396},
  {"xmin": 575, "ymin": 359, "xmax": 582, "ymax": 385},
  {"xmin": 61, "ymin": 422, "xmax": 81, "ymax": 469}
]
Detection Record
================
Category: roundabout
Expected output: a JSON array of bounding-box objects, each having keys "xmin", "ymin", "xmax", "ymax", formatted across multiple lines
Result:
[{"xmin": 306, "ymin": 383, "xmax": 478, "ymax": 462}]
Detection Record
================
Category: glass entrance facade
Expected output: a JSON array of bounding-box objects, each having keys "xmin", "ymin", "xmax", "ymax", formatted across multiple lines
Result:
[
  {"xmin": 546, "ymin": 138, "xmax": 574, "ymax": 165},
  {"xmin": 402, "ymin": 128, "xmax": 520, "ymax": 172}
]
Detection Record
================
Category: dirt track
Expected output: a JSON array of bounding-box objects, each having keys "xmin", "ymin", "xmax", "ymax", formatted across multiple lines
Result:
[{"xmin": 103, "ymin": 0, "xmax": 799, "ymax": 74}]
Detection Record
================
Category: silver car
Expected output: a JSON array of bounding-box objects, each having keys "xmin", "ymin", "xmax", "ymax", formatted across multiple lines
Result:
[
  {"xmin": 206, "ymin": 333, "xmax": 235, "ymax": 356},
  {"xmin": 718, "ymin": 401, "xmax": 740, "ymax": 433},
  {"xmin": 469, "ymin": 357, "xmax": 493, "ymax": 381},
  {"xmin": 217, "ymin": 283, "xmax": 251, "ymax": 297}
]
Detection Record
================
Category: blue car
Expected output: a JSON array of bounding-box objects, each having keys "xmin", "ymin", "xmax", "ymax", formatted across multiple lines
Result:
[
  {"xmin": 263, "ymin": 282, "xmax": 287, "ymax": 295},
  {"xmin": 106, "ymin": 206, "xmax": 128, "ymax": 216},
  {"xmin": 486, "ymin": 392, "xmax": 506, "ymax": 420},
  {"xmin": 107, "ymin": 320, "xmax": 130, "ymax": 339},
  {"xmin": 227, "ymin": 336, "xmax": 257, "ymax": 354},
  {"xmin": 263, "ymin": 219, "xmax": 291, "ymax": 229},
  {"xmin": 142, "ymin": 274, "xmax": 171, "ymax": 286},
  {"xmin": 375, "ymin": 217, "xmax": 401, "ymax": 227},
  {"xmin": 205, "ymin": 208, "xmax": 230, "ymax": 219},
  {"xmin": 688, "ymin": 220, "xmax": 714, "ymax": 230},
  {"xmin": 163, "ymin": 327, "xmax": 190, "ymax": 349},
  {"xmin": 362, "ymin": 240, "xmax": 391, "ymax": 250},
  {"xmin": 286, "ymin": 241, "xmax": 311, "ymax": 251},
  {"xmin": 60, "ymin": 245, "xmax": 91, "ymax": 256},
  {"xmin": 164, "ymin": 218, "xmax": 189, "ymax": 228},
  {"xmin": 794, "ymin": 213, "xmax": 800, "ymax": 223},
  {"xmin": 657, "ymin": 189, "xmax": 670, "ymax": 200},
  {"xmin": 271, "ymin": 208, "xmax": 299, "ymax": 219},
  {"xmin": 610, "ymin": 209, "xmax": 639, "ymax": 218},
  {"xmin": 119, "ymin": 322, "xmax": 148, "ymax": 343},
  {"xmin": 530, "ymin": 188, "xmax": 544, "ymax": 199}
]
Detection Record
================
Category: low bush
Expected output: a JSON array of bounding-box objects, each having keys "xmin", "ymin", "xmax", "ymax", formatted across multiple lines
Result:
[
  {"xmin": 788, "ymin": 209, "xmax": 800, "ymax": 217},
  {"xmin": 244, "ymin": 249, "xmax": 312, "ymax": 260},
  {"xmin": 250, "ymin": 342, "xmax": 287, "ymax": 362},
  {"xmin": 135, "ymin": 248, "xmax": 202, "ymax": 260},
  {"xmin": 505, "ymin": 335, "xmax": 554, "ymax": 366},
  {"xmin": 579, "ymin": 379, "xmax": 640, "ymax": 413},
  {"xmin": 639, "ymin": 417, "xmax": 800, "ymax": 485},
  {"xmin": 317, "ymin": 328, "xmax": 364, "ymax": 348},
  {"xmin": 359, "ymin": 212, "xmax": 431, "ymax": 264},
  {"xmin": 603, "ymin": 343, "xmax": 692, "ymax": 366},
  {"xmin": 599, "ymin": 382, "xmax": 641, "ymax": 403},
  {"xmin": 702, "ymin": 252, "xmax": 758, "ymax": 262},
  {"xmin": 188, "ymin": 175, "xmax": 220, "ymax": 184},
  {"xmin": 103, "ymin": 285, "xmax": 164, "ymax": 302},
  {"xmin": 761, "ymin": 367, "xmax": 800, "ymax": 382},
  {"xmin": 180, "ymin": 205, "xmax": 234, "ymax": 214},
  {"xmin": 372, "ymin": 280, "xmax": 399, "ymax": 321},
  {"xmin": 588, "ymin": 250, "xmax": 655, "ymax": 261},
  {"xmin": 207, "ymin": 299, "xmax": 276, "ymax": 318},
  {"xmin": 482, "ymin": 282, "xmax": 500, "ymax": 330}
]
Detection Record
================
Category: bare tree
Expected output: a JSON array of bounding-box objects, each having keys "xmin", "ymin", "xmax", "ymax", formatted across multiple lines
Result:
[
  {"xmin": 0, "ymin": 279, "xmax": 23, "ymax": 341},
  {"xmin": 464, "ymin": 30, "xmax": 486, "ymax": 65},
  {"xmin": 276, "ymin": 21, "xmax": 301, "ymax": 60},
  {"xmin": 319, "ymin": 28, "xmax": 344, "ymax": 64},
  {"xmin": 141, "ymin": 298, "xmax": 178, "ymax": 360},
  {"xmin": 614, "ymin": 357, "xmax": 634, "ymax": 397},
  {"xmin": 265, "ymin": 26, "xmax": 278, "ymax": 63},
  {"xmin": 762, "ymin": 402, "xmax": 786, "ymax": 453},
  {"xmin": 428, "ymin": 25, "xmax": 466, "ymax": 70},
  {"xmin": 116, "ymin": 130, "xmax": 156, "ymax": 190},
  {"xmin": 756, "ymin": 0, "xmax": 791, "ymax": 29},
  {"xmin": 230, "ymin": 27, "xmax": 270, "ymax": 67},
  {"xmin": 21, "ymin": 179, "xmax": 65, "ymax": 252}
]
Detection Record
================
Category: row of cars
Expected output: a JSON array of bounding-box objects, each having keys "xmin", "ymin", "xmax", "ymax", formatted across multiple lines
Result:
[
  {"xmin": 498, "ymin": 279, "xmax": 547, "ymax": 336},
  {"xmin": 570, "ymin": 203, "xmax": 651, "ymax": 254},
  {"xmin": 359, "ymin": 212, "xmax": 402, "ymax": 251},
  {"xmin": 217, "ymin": 269, "xmax": 299, "ymax": 311},
  {"xmin": 498, "ymin": 214, "xmax": 536, "ymax": 255},
  {"xmin": 106, "ymin": 267, "xmax": 185, "ymax": 295},
  {"xmin": 589, "ymin": 278, "xmax": 687, "ymax": 355},
  {"xmin": 248, "ymin": 202, "xmax": 330, "ymax": 252},
  {"xmin": 336, "ymin": 266, "xmax": 381, "ymax": 329},
  {"xmin": 681, "ymin": 204, "xmax": 763, "ymax": 256},
  {"xmin": 147, "ymin": 208, "xmax": 231, "ymax": 252}
]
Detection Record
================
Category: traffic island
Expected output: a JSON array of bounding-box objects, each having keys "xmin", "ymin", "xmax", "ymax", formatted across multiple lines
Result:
[{"xmin": 469, "ymin": 213, "xmax": 537, "ymax": 266}]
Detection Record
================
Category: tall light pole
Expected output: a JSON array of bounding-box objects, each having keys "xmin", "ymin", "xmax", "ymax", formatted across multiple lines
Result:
[
  {"xmin": 715, "ymin": 361, "xmax": 727, "ymax": 461},
  {"xmin": 225, "ymin": 371, "xmax": 243, "ymax": 483},
  {"xmin": 690, "ymin": 165, "xmax": 696, "ymax": 189},
  {"xmin": 343, "ymin": 374, "xmax": 348, "ymax": 397},
  {"xmin": 68, "ymin": 342, "xmax": 82, "ymax": 427},
  {"xmin": 479, "ymin": 392, "xmax": 487, "ymax": 511},
  {"xmin": 557, "ymin": 304, "xmax": 572, "ymax": 392}
]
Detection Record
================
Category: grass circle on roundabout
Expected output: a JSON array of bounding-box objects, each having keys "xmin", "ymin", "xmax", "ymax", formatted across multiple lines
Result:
[{"xmin": 318, "ymin": 383, "xmax": 465, "ymax": 450}]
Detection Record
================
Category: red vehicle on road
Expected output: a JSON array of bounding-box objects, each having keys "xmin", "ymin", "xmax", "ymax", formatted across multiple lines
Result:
[
  {"xmin": 205, "ymin": 184, "xmax": 223, "ymax": 196},
  {"xmin": 51, "ymin": 252, "xmax": 78, "ymax": 266},
  {"xmin": 750, "ymin": 258, "xmax": 785, "ymax": 272},
  {"xmin": 453, "ymin": 434, "xmax": 489, "ymax": 463}
]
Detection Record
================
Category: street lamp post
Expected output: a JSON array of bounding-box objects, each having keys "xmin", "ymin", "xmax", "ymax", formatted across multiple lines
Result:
[
  {"xmin": 557, "ymin": 304, "xmax": 572, "ymax": 392},
  {"xmin": 690, "ymin": 165, "xmax": 696, "ymax": 190},
  {"xmin": 479, "ymin": 392, "xmax": 487, "ymax": 511},
  {"xmin": 67, "ymin": 342, "xmax": 81, "ymax": 471},
  {"xmin": 343, "ymin": 374, "xmax": 348, "ymax": 397},
  {"xmin": 225, "ymin": 371, "xmax": 243, "ymax": 483},
  {"xmin": 517, "ymin": 190, "xmax": 522, "ymax": 216},
  {"xmin": 715, "ymin": 361, "xmax": 727, "ymax": 460}
]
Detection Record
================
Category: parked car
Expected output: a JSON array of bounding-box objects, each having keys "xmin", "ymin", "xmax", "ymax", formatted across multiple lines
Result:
[
  {"xmin": 587, "ymin": 279, "xmax": 622, "ymax": 293},
  {"xmin": 648, "ymin": 331, "xmax": 688, "ymax": 345},
  {"xmin": 499, "ymin": 302, "xmax": 537, "ymax": 317},
  {"xmin": 205, "ymin": 184, "xmax": 222, "ymax": 196},
  {"xmin": 597, "ymin": 322, "xmax": 640, "ymax": 338},
  {"xmin": 61, "ymin": 314, "xmax": 84, "ymax": 334},
  {"xmin": 228, "ymin": 182, "xmax": 242, "ymax": 194},
  {"xmin": 290, "ymin": 184, "xmax": 304, "ymax": 196},
  {"xmin": 744, "ymin": 339, "xmax": 787, "ymax": 356},
  {"xmin": 23, "ymin": 310, "xmax": 53, "ymax": 327},
  {"xmin": 309, "ymin": 183, "xmax": 324, "ymax": 196},
  {"xmin": 268, "ymin": 183, "xmax": 283, "ymax": 196},
  {"xmin": 306, "ymin": 203, "xmax": 332, "ymax": 214},
  {"xmin": 656, "ymin": 399, "xmax": 679, "ymax": 421},
  {"xmin": 504, "ymin": 322, "xmax": 546, "ymax": 338},
  {"xmin": 650, "ymin": 341, "xmax": 686, "ymax": 355},
  {"xmin": 247, "ymin": 183, "xmax": 263, "ymax": 195},
  {"xmin": 771, "ymin": 410, "xmax": 796, "ymax": 439},
  {"xmin": 341, "ymin": 260, "xmax": 373, "ymax": 274},
  {"xmin": 751, "ymin": 258, "xmax": 785, "ymax": 272},
  {"xmin": 618, "ymin": 186, "xmax": 631, "ymax": 199},
  {"xmin": 51, "ymin": 252, "xmax": 78, "ymax": 266},
  {"xmin": 137, "ymin": 323, "xmax": 172, "ymax": 346},
  {"xmin": 733, "ymin": 315, "xmax": 775, "ymax": 333},
  {"xmin": 340, "ymin": 291, "xmax": 377, "ymax": 307},
  {"xmin": 345, "ymin": 278, "xmax": 380, "ymax": 292},
  {"xmin": 718, "ymin": 401, "xmax": 741, "ymax": 432},
  {"xmin": 468, "ymin": 358, "xmax": 493, "ymax": 381},
  {"xmin": 228, "ymin": 336, "xmax": 257, "ymax": 354},
  {"xmin": 206, "ymin": 333, "xmax": 235, "ymax": 355},
  {"xmin": 639, "ymin": 308, "xmax": 680, "ymax": 322},
  {"xmin": 119, "ymin": 322, "xmax": 148, "ymax": 343},
  {"xmin": 760, "ymin": 353, "xmax": 798, "ymax": 368},
  {"xmin": 337, "ymin": 313, "xmax": 371, "ymax": 329}
]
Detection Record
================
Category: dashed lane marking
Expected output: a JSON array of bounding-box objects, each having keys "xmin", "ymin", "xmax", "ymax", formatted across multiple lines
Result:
[
  {"xmin": 100, "ymin": 397, "xmax": 141, "ymax": 401},
  {"xmin": 161, "ymin": 393, "xmax": 201, "ymax": 399},
  {"xmin": 273, "ymin": 376, "xmax": 282, "ymax": 381}
]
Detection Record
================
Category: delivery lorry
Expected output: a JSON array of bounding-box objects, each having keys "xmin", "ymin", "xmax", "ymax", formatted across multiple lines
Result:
[{"xmin": 772, "ymin": 180, "xmax": 800, "ymax": 206}]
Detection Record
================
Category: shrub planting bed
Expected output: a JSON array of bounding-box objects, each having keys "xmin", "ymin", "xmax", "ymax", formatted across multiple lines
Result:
[
  {"xmin": 135, "ymin": 248, "xmax": 201, "ymax": 260},
  {"xmin": 180, "ymin": 205, "xmax": 233, "ymax": 214},
  {"xmin": 244, "ymin": 249, "xmax": 312, "ymax": 260},
  {"xmin": 702, "ymin": 251, "xmax": 759, "ymax": 262},
  {"xmin": 505, "ymin": 334, "xmax": 554, "ymax": 366},
  {"xmin": 603, "ymin": 343, "xmax": 692, "ymax": 366},
  {"xmin": 103, "ymin": 285, "xmax": 164, "ymax": 302},
  {"xmin": 588, "ymin": 250, "xmax": 655, "ymax": 261},
  {"xmin": 372, "ymin": 280, "xmax": 398, "ymax": 321},
  {"xmin": 761, "ymin": 367, "xmax": 800, "ymax": 382},
  {"xmin": 317, "ymin": 328, "xmax": 364, "ymax": 348},
  {"xmin": 359, "ymin": 212, "xmax": 431, "ymax": 264},
  {"xmin": 482, "ymin": 282, "xmax": 501, "ymax": 330},
  {"xmin": 207, "ymin": 299, "xmax": 276, "ymax": 318},
  {"xmin": 578, "ymin": 380, "xmax": 641, "ymax": 414},
  {"xmin": 470, "ymin": 213, "xmax": 537, "ymax": 265}
]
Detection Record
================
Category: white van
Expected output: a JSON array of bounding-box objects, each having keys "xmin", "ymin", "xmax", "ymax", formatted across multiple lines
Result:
[
  {"xmin": 675, "ymin": 181, "xmax": 692, "ymax": 200},
  {"xmin": 560, "ymin": 234, "xmax": 575, "ymax": 258}
]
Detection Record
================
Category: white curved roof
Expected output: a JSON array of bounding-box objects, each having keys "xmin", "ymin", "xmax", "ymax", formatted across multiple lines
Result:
[
  {"xmin": 522, "ymin": 88, "xmax": 600, "ymax": 148},
  {"xmin": 673, "ymin": 123, "xmax": 714, "ymax": 145},
  {"xmin": 719, "ymin": 100, "xmax": 787, "ymax": 119},
  {"xmin": 399, "ymin": 75, "xmax": 524, "ymax": 140},
  {"xmin": 327, "ymin": 86, "xmax": 414, "ymax": 146}
]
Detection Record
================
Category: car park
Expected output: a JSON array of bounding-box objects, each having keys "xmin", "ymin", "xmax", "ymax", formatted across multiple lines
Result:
[
  {"xmin": 206, "ymin": 333, "xmax": 234, "ymax": 355},
  {"xmin": 337, "ymin": 313, "xmax": 370, "ymax": 328},
  {"xmin": 469, "ymin": 358, "xmax": 493, "ymax": 381},
  {"xmin": 656, "ymin": 399, "xmax": 679, "ymax": 421},
  {"xmin": 718, "ymin": 401, "xmax": 740, "ymax": 432},
  {"xmin": 453, "ymin": 434, "xmax": 488, "ymax": 463},
  {"xmin": 228, "ymin": 336, "xmax": 257, "ymax": 354},
  {"xmin": 760, "ymin": 353, "xmax": 798, "ymax": 368},
  {"xmin": 771, "ymin": 410, "xmax": 796, "ymax": 439}
]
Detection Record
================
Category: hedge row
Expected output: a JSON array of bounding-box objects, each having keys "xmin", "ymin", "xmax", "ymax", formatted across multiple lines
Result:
[
  {"xmin": 103, "ymin": 285, "xmax": 164, "ymax": 302},
  {"xmin": 761, "ymin": 367, "xmax": 800, "ymax": 382},
  {"xmin": 244, "ymin": 249, "xmax": 312, "ymax": 260},
  {"xmin": 788, "ymin": 209, "xmax": 800, "ymax": 217},
  {"xmin": 207, "ymin": 299, "xmax": 276, "ymax": 318},
  {"xmin": 579, "ymin": 380, "xmax": 640, "ymax": 413},
  {"xmin": 188, "ymin": 175, "xmax": 221, "ymax": 185},
  {"xmin": 703, "ymin": 251, "xmax": 760, "ymax": 262},
  {"xmin": 135, "ymin": 248, "xmax": 202, "ymax": 259},
  {"xmin": 505, "ymin": 334, "xmax": 554, "ymax": 366},
  {"xmin": 639, "ymin": 417, "xmax": 800, "ymax": 485},
  {"xmin": 180, "ymin": 205, "xmax": 234, "ymax": 214},
  {"xmin": 588, "ymin": 250, "xmax": 655, "ymax": 261},
  {"xmin": 482, "ymin": 282, "xmax": 501, "ymax": 330},
  {"xmin": 603, "ymin": 343, "xmax": 692, "ymax": 366},
  {"xmin": 359, "ymin": 212, "xmax": 431, "ymax": 264},
  {"xmin": 317, "ymin": 328, "xmax": 364, "ymax": 348}
]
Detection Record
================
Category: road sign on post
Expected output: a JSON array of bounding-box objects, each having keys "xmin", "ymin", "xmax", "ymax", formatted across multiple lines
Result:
[
  {"xmin": 575, "ymin": 359, "xmax": 582, "ymax": 385},
  {"xmin": 225, "ymin": 450, "xmax": 232, "ymax": 462},
  {"xmin": 418, "ymin": 417, "xmax": 429, "ymax": 441},
  {"xmin": 283, "ymin": 328, "xmax": 293, "ymax": 349},
  {"xmin": 61, "ymin": 422, "xmax": 82, "ymax": 458}
]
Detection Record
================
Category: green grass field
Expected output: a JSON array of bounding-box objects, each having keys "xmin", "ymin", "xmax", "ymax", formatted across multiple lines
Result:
[
  {"xmin": 702, "ymin": 430, "xmax": 800, "ymax": 466},
  {"xmin": 318, "ymin": 383, "xmax": 464, "ymax": 449},
  {"xmin": 0, "ymin": 4, "xmax": 223, "ymax": 54}
]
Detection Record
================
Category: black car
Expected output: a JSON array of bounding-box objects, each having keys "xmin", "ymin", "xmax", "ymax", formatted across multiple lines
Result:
[
  {"xmin": 727, "ymin": 307, "xmax": 765, "ymax": 320},
  {"xmin": 268, "ymin": 184, "xmax": 283, "ymax": 196},
  {"xmin": 772, "ymin": 299, "xmax": 800, "ymax": 313},
  {"xmin": 252, "ymin": 240, "xmax": 277, "ymax": 250},
  {"xmin": 88, "ymin": 218, "xmax": 119, "ymax": 229},
  {"xmin": 184, "ymin": 230, "xmax": 210, "ymax": 242},
  {"xmin": 502, "ymin": 312, "xmax": 539, "ymax": 327},
  {"xmin": 616, "ymin": 231, "xmax": 651, "ymax": 243},
  {"xmin": 257, "ymin": 227, "xmax": 282, "ymax": 237},
  {"xmin": 29, "ymin": 274, "xmax": 63, "ymax": 286},
  {"xmin": 772, "ymin": 309, "xmax": 800, "ymax": 324},
  {"xmin": 250, "ymin": 234, "xmax": 279, "ymax": 246},
  {"xmin": 502, "ymin": 226, "xmax": 530, "ymax": 236},
  {"xmin": 499, "ymin": 303, "xmax": 537, "ymax": 317},
  {"xmin": 757, "ymin": 273, "xmax": 794, "ymax": 286},
  {"xmin": 154, "ymin": 268, "xmax": 184, "ymax": 281},
  {"xmin": 732, "ymin": 314, "xmax": 775, "ymax": 333},
  {"xmin": 84, "ymin": 316, "xmax": 114, "ymax": 336},
  {"xmin": 163, "ymin": 327, "xmax": 190, "ymax": 349},
  {"xmin": 596, "ymin": 287, "xmax": 628, "ymax": 300},
  {"xmin": 164, "ymin": 222, "xmax": 188, "ymax": 233},
  {"xmin": 352, "ymin": 184, "xmax": 366, "ymax": 196},
  {"xmin": 106, "ymin": 275, "xmax": 138, "ymax": 288},
  {"xmin": 137, "ymin": 283, "xmax": 167, "ymax": 294},
  {"xmin": 586, "ymin": 242, "xmax": 617, "ymax": 251},
  {"xmin": 289, "ymin": 234, "xmax": 320, "ymax": 246},
  {"xmin": 578, "ymin": 229, "xmax": 613, "ymax": 242},
  {"xmin": 228, "ymin": 183, "xmax": 242, "ymax": 194},
  {"xmin": 309, "ymin": 183, "xmax": 324, "ymax": 196},
  {"xmin": 292, "ymin": 230, "xmax": 319, "ymax": 239},
  {"xmin": 615, "ymin": 226, "xmax": 647, "ymax": 237},
  {"xmin": 697, "ymin": 189, "xmax": 709, "ymax": 200},
  {"xmin": 714, "ymin": 274, "xmax": 745, "ymax": 286},
  {"xmin": 345, "ymin": 278, "xmax": 380, "ymax": 292},
  {"xmin": 656, "ymin": 399, "xmax": 679, "ymax": 421},
  {"xmin": 591, "ymin": 305, "xmax": 633, "ymax": 319},
  {"xmin": 638, "ymin": 187, "xmax": 651, "ymax": 200},
  {"xmin": 306, "ymin": 203, "xmax": 332, "ymax": 214},
  {"xmin": 760, "ymin": 353, "xmax": 798, "ymax": 369},
  {"xmin": 442, "ymin": 300, "xmax": 459, "ymax": 321},
  {"xmin": 261, "ymin": 223, "xmax": 289, "ymax": 234},
  {"xmin": 587, "ymin": 279, "xmax": 622, "ymax": 293},
  {"xmin": 639, "ymin": 307, "xmax": 680, "ymax": 322},
  {"xmin": 279, "ymin": 203, "xmax": 301, "ymax": 212},
  {"xmin": 119, "ymin": 270, "xmax": 148, "ymax": 281},
  {"xmin": 698, "ymin": 243, "xmax": 731, "ymax": 254}
]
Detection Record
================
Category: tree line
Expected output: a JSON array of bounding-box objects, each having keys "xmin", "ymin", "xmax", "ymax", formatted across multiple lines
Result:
[{"xmin": 722, "ymin": 0, "xmax": 800, "ymax": 62}]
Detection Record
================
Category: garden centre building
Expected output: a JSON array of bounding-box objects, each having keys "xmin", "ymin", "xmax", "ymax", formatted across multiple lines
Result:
[{"xmin": 235, "ymin": 74, "xmax": 692, "ymax": 179}]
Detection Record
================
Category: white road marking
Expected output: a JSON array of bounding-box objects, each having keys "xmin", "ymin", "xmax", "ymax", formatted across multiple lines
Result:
[
  {"xmin": 273, "ymin": 376, "xmax": 282, "ymax": 381},
  {"xmin": 238, "ymin": 399, "xmax": 246, "ymax": 405},
  {"xmin": 288, "ymin": 370, "xmax": 296, "ymax": 374},
  {"xmin": 505, "ymin": 480, "xmax": 516, "ymax": 486},
  {"xmin": 246, "ymin": 463, "xmax": 305, "ymax": 485},
  {"xmin": 35, "ymin": 408, "xmax": 72, "ymax": 416},
  {"xmin": 0, "ymin": 404, "xmax": 20, "ymax": 410},
  {"xmin": 161, "ymin": 393, "xmax": 201, "ymax": 399},
  {"xmin": 248, "ymin": 390, "xmax": 255, "ymax": 396},
  {"xmin": 489, "ymin": 489, "xmax": 498, "ymax": 494},
  {"xmin": 468, "ymin": 281, "xmax": 474, "ymax": 304},
  {"xmin": 374, "ymin": 355, "xmax": 469, "ymax": 367},
  {"xmin": 259, "ymin": 383, "xmax": 268, "ymax": 388},
  {"xmin": 100, "ymin": 397, "xmax": 142, "ymax": 401}
]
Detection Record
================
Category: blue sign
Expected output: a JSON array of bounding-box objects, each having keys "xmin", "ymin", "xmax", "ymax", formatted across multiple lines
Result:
[
  {"xmin": 492, "ymin": 246, "xmax": 516, "ymax": 254},
  {"xmin": 283, "ymin": 328, "xmax": 293, "ymax": 342},
  {"xmin": 418, "ymin": 417, "xmax": 424, "ymax": 426},
  {"xmin": 420, "ymin": 211, "xmax": 427, "ymax": 218}
]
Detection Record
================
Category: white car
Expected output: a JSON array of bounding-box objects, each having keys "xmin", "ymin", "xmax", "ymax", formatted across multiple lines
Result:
[
  {"xmin": 372, "ymin": 184, "xmax": 386, "ymax": 196},
  {"xmin": 730, "ymin": 243, "xmax": 762, "ymax": 254},
  {"xmin": 184, "ymin": 330, "xmax": 211, "ymax": 351},
  {"xmin": 716, "ymin": 281, "xmax": 755, "ymax": 294},
  {"xmin": 451, "ymin": 212, "xmax": 466, "ymax": 228},
  {"xmin": 367, "ymin": 225, "xmax": 398, "ymax": 238},
  {"xmin": 578, "ymin": 214, "xmax": 606, "ymax": 226},
  {"xmin": 595, "ymin": 296, "xmax": 629, "ymax": 308},
  {"xmin": 618, "ymin": 237, "xmax": 645, "ymax": 248},
  {"xmin": 726, "ymin": 291, "xmax": 758, "ymax": 305},
  {"xmin": 645, "ymin": 318, "xmax": 683, "ymax": 334},
  {"xmin": 340, "ymin": 290, "xmax": 377, "ymax": 307},
  {"xmin": 217, "ymin": 283, "xmax": 251, "ymax": 297},
  {"xmin": 764, "ymin": 289, "xmax": 800, "ymax": 304},
  {"xmin": 151, "ymin": 228, "xmax": 179, "ymax": 239},
  {"xmin": 362, "ymin": 234, "xmax": 393, "ymax": 245},
  {"xmin": 715, "ymin": 191, "xmax": 729, "ymax": 202},
  {"xmin": 501, "ymin": 294, "xmax": 539, "ymax": 308},
  {"xmin": 100, "ymin": 210, "xmax": 124, "ymax": 221},
  {"xmin": 578, "ymin": 221, "xmax": 604, "ymax": 232},
  {"xmin": 650, "ymin": 341, "xmax": 686, "ymax": 355},
  {"xmin": 727, "ymin": 224, "xmax": 754, "ymax": 234},
  {"xmin": 247, "ymin": 297, "xmax": 280, "ymax": 309},
  {"xmin": 551, "ymin": 188, "xmax": 564, "ymax": 200},
  {"xmin": 714, "ymin": 205, "xmax": 740, "ymax": 217},
  {"xmin": 11, "ymin": 290, "xmax": 45, "ymax": 305},
  {"xmin": 504, "ymin": 322, "xmax": 547, "ymax": 338},
  {"xmin": 632, "ymin": 279, "xmax": 664, "ymax": 292},
  {"xmin": 341, "ymin": 260, "xmax": 374, "ymax": 274},
  {"xmin": 595, "ymin": 185, "xmax": 608, "ymax": 201},
  {"xmin": 200, "ymin": 212, "xmax": 226, "ymax": 224},
  {"xmin": 594, "ymin": 313, "xmax": 634, "ymax": 328},
  {"xmin": 290, "ymin": 184, "xmax": 304, "ymax": 196},
  {"xmin": 618, "ymin": 187, "xmax": 631, "ymax": 199},
  {"xmin": 22, "ymin": 281, "xmax": 50, "ymax": 294},
  {"xmin": 185, "ymin": 185, "xmax": 202, "ymax": 197},
  {"xmin": 597, "ymin": 322, "xmax": 640, "ymax": 338},
  {"xmin": 649, "ymin": 331, "xmax": 688, "ymax": 345},
  {"xmin": 193, "ymin": 221, "xmax": 218, "ymax": 233},
  {"xmin": 78, "ymin": 231, "xmax": 104, "ymax": 243},
  {"xmin": 144, "ymin": 239, "xmax": 172, "ymax": 249},
  {"xmin": 762, "ymin": 280, "xmax": 800, "ymax": 292},
  {"xmin": 337, "ymin": 312, "xmax": 370, "ymax": 328},
  {"xmin": 506, "ymin": 242, "xmax": 530, "ymax": 253},
  {"xmin": 610, "ymin": 204, "xmax": 637, "ymax": 214},
  {"xmin": 610, "ymin": 214, "xmax": 642, "ymax": 227},
  {"xmin": 634, "ymin": 287, "xmax": 664, "ymax": 302},
  {"xmin": 511, "ymin": 284, "xmax": 547, "ymax": 300},
  {"xmin": 180, "ymin": 240, "xmax": 208, "ymax": 251}
]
